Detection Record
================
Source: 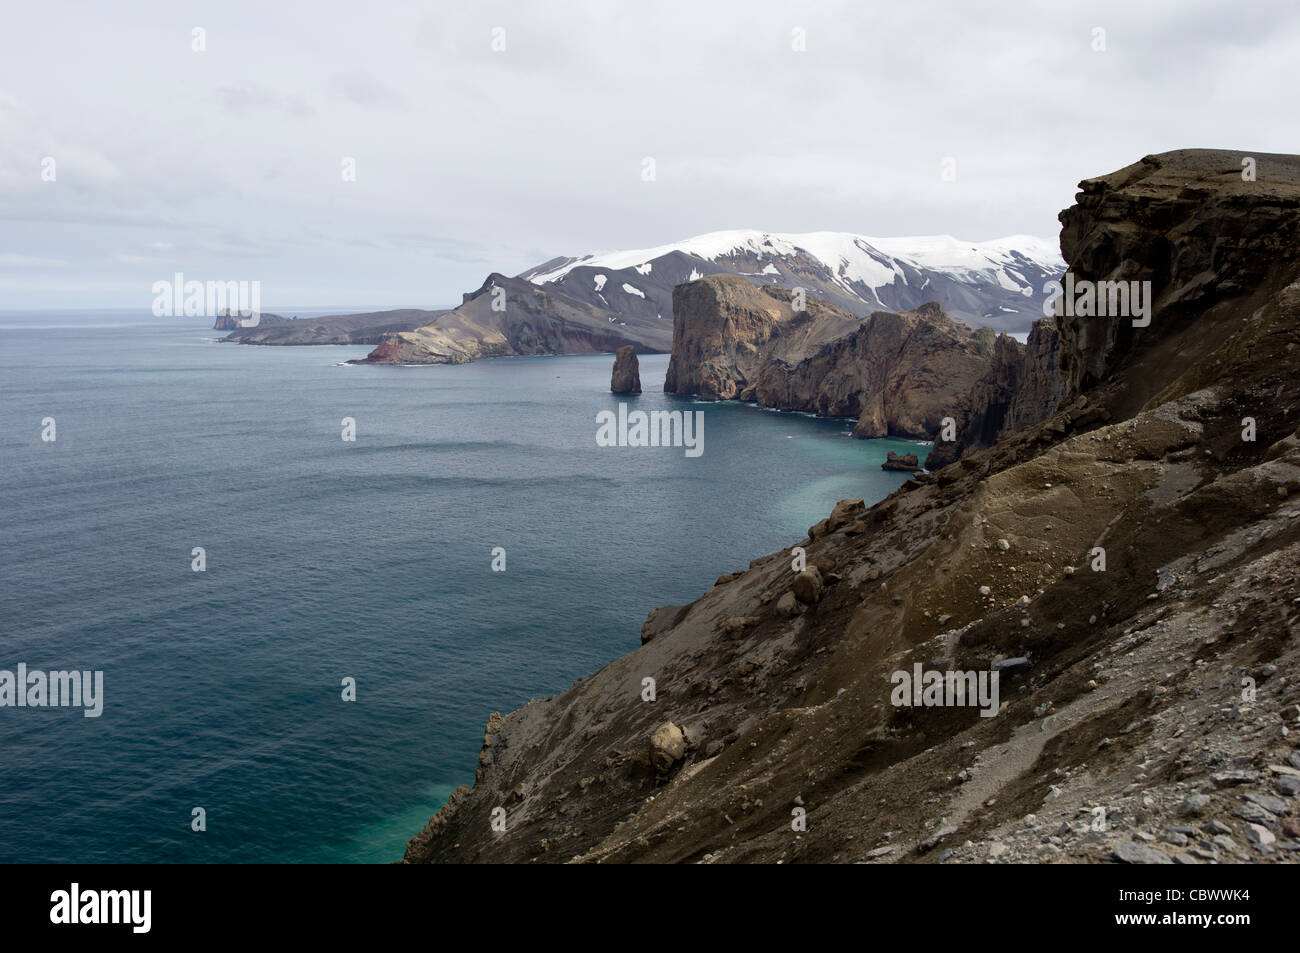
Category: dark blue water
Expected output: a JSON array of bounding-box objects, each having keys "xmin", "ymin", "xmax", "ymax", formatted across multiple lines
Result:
[{"xmin": 0, "ymin": 311, "xmax": 928, "ymax": 863}]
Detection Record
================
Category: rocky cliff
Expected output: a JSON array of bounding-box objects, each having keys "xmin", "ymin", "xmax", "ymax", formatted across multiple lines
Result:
[
  {"xmin": 664, "ymin": 275, "xmax": 997, "ymax": 440},
  {"xmin": 403, "ymin": 150, "xmax": 1300, "ymax": 865},
  {"xmin": 926, "ymin": 319, "xmax": 1064, "ymax": 469},
  {"xmin": 359, "ymin": 274, "xmax": 672, "ymax": 365}
]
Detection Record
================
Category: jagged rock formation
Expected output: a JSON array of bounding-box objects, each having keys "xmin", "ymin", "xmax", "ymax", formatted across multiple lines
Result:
[
  {"xmin": 881, "ymin": 451, "xmax": 920, "ymax": 472},
  {"xmin": 610, "ymin": 345, "xmax": 641, "ymax": 394},
  {"xmin": 927, "ymin": 319, "xmax": 1064, "ymax": 469},
  {"xmin": 359, "ymin": 274, "xmax": 672, "ymax": 364},
  {"xmin": 663, "ymin": 275, "xmax": 997, "ymax": 440},
  {"xmin": 402, "ymin": 150, "xmax": 1300, "ymax": 866},
  {"xmin": 1057, "ymin": 151, "xmax": 1300, "ymax": 412}
]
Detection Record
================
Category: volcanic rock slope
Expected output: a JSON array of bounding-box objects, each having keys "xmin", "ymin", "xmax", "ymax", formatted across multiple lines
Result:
[{"xmin": 403, "ymin": 150, "xmax": 1300, "ymax": 865}]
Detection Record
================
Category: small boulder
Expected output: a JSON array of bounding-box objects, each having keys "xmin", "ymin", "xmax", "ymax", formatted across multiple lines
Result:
[
  {"xmin": 1114, "ymin": 841, "xmax": 1174, "ymax": 865},
  {"xmin": 1176, "ymin": 794, "xmax": 1211, "ymax": 816},
  {"xmin": 776, "ymin": 592, "xmax": 802, "ymax": 616},
  {"xmin": 792, "ymin": 568, "xmax": 824, "ymax": 604},
  {"xmin": 721, "ymin": 616, "xmax": 757, "ymax": 638}
]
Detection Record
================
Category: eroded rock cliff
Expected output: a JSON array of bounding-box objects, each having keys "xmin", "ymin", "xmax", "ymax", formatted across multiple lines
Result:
[
  {"xmin": 664, "ymin": 275, "xmax": 997, "ymax": 440},
  {"xmin": 926, "ymin": 319, "xmax": 1064, "ymax": 469},
  {"xmin": 403, "ymin": 150, "xmax": 1300, "ymax": 865}
]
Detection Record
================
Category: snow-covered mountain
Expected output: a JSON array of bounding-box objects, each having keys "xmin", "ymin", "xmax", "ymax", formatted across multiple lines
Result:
[{"xmin": 521, "ymin": 229, "xmax": 1064, "ymax": 333}]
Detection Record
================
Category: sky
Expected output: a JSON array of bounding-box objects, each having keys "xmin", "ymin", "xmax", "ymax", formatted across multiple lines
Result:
[{"xmin": 1, "ymin": 0, "xmax": 1297, "ymax": 310}]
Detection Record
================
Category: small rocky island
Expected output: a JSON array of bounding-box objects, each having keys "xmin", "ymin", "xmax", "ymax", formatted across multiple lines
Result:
[
  {"xmin": 610, "ymin": 345, "xmax": 641, "ymax": 394},
  {"xmin": 881, "ymin": 450, "xmax": 920, "ymax": 471}
]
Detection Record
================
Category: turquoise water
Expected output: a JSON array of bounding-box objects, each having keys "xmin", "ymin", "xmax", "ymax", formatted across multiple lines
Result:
[{"xmin": 0, "ymin": 311, "xmax": 928, "ymax": 863}]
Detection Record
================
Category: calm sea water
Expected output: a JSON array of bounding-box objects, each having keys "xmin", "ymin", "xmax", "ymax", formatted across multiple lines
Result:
[{"xmin": 0, "ymin": 311, "xmax": 929, "ymax": 863}]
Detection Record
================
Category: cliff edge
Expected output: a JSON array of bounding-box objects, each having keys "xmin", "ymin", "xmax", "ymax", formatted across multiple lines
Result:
[{"xmin": 402, "ymin": 150, "xmax": 1300, "ymax": 865}]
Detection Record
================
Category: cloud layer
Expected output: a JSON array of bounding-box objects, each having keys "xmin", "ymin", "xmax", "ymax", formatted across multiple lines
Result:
[{"xmin": 1, "ymin": 0, "xmax": 1296, "ymax": 309}]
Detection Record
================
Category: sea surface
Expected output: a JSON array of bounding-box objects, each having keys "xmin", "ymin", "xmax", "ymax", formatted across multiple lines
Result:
[{"xmin": 0, "ymin": 310, "xmax": 929, "ymax": 863}]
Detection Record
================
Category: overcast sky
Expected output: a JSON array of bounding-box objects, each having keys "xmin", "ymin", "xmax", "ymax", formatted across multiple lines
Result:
[{"xmin": 2, "ymin": 0, "xmax": 1297, "ymax": 310}]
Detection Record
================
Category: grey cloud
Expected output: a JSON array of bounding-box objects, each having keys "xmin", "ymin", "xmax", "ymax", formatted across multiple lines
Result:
[{"xmin": 0, "ymin": 0, "xmax": 1296, "ymax": 309}]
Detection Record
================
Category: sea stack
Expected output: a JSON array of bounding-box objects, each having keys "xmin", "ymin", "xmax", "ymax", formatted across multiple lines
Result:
[{"xmin": 610, "ymin": 345, "xmax": 641, "ymax": 394}]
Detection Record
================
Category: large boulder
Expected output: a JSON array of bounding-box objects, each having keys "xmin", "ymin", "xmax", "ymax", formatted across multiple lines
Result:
[
  {"xmin": 649, "ymin": 722, "xmax": 686, "ymax": 772},
  {"xmin": 611, "ymin": 344, "xmax": 642, "ymax": 394}
]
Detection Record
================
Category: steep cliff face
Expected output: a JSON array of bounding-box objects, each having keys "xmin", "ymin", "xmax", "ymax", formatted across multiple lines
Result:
[
  {"xmin": 403, "ymin": 150, "xmax": 1300, "ymax": 866},
  {"xmin": 926, "ymin": 318, "xmax": 1063, "ymax": 470},
  {"xmin": 1057, "ymin": 149, "xmax": 1300, "ymax": 410},
  {"xmin": 359, "ymin": 274, "xmax": 672, "ymax": 365},
  {"xmin": 1007, "ymin": 319, "xmax": 1064, "ymax": 432},
  {"xmin": 664, "ymin": 275, "xmax": 996, "ymax": 440}
]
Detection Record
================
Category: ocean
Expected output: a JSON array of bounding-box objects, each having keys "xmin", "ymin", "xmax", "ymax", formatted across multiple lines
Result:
[{"xmin": 0, "ymin": 311, "xmax": 929, "ymax": 862}]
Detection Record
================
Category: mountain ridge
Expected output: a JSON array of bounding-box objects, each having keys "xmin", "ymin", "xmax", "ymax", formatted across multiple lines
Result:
[{"xmin": 523, "ymin": 229, "xmax": 1063, "ymax": 335}]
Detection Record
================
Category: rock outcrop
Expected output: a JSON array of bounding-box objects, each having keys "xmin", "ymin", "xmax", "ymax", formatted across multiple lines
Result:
[
  {"xmin": 610, "ymin": 345, "xmax": 641, "ymax": 393},
  {"xmin": 401, "ymin": 150, "xmax": 1300, "ymax": 866},
  {"xmin": 1056, "ymin": 150, "xmax": 1300, "ymax": 412},
  {"xmin": 212, "ymin": 310, "xmax": 253, "ymax": 331},
  {"xmin": 359, "ymin": 274, "xmax": 672, "ymax": 365},
  {"xmin": 926, "ymin": 318, "xmax": 1064, "ymax": 469},
  {"xmin": 663, "ymin": 275, "xmax": 997, "ymax": 440},
  {"xmin": 881, "ymin": 451, "xmax": 920, "ymax": 471}
]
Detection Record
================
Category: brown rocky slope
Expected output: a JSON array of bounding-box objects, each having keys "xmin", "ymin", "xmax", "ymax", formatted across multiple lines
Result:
[{"xmin": 403, "ymin": 149, "xmax": 1300, "ymax": 865}]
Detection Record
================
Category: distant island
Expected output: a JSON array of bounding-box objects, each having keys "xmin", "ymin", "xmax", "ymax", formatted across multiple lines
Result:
[{"xmin": 214, "ymin": 308, "xmax": 450, "ymax": 345}]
